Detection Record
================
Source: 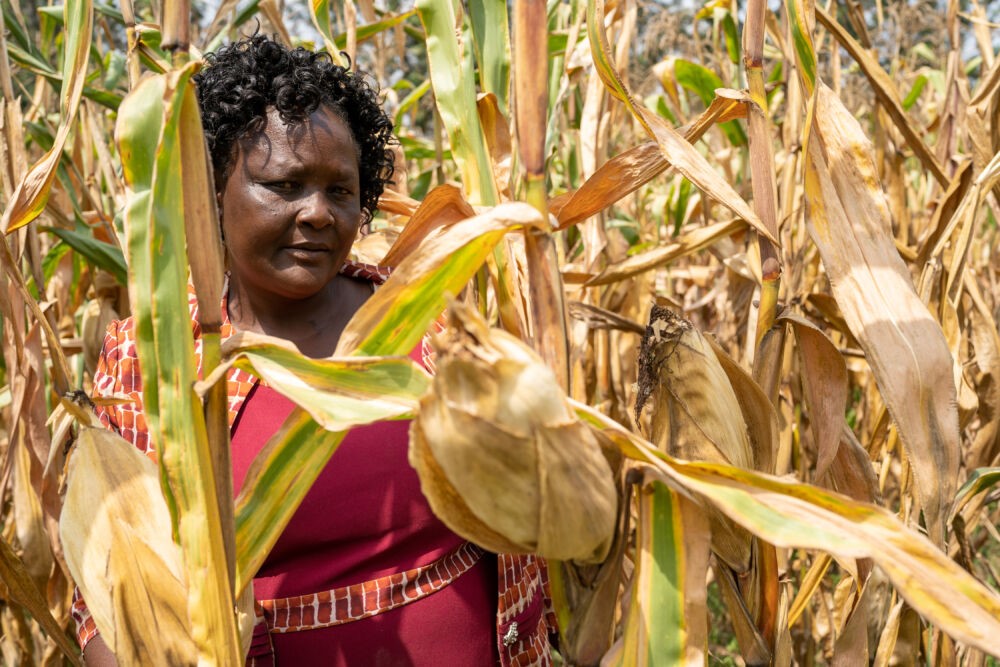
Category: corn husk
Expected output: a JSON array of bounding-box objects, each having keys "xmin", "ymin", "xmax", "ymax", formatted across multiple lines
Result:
[
  {"xmin": 409, "ymin": 301, "xmax": 617, "ymax": 563},
  {"xmin": 635, "ymin": 304, "xmax": 769, "ymax": 657},
  {"xmin": 60, "ymin": 426, "xmax": 197, "ymax": 665},
  {"xmin": 636, "ymin": 305, "xmax": 755, "ymax": 570}
]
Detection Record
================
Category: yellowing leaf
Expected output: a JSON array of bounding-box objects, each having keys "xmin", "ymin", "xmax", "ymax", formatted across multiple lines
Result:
[
  {"xmin": 338, "ymin": 202, "xmax": 547, "ymax": 357},
  {"xmin": 1, "ymin": 0, "xmax": 92, "ymax": 234}
]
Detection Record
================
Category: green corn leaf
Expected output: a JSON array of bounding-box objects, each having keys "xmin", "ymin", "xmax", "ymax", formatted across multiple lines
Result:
[
  {"xmin": 338, "ymin": 202, "xmax": 547, "ymax": 357},
  {"xmin": 309, "ymin": 0, "xmax": 348, "ymax": 66},
  {"xmin": 674, "ymin": 59, "xmax": 723, "ymax": 106},
  {"xmin": 223, "ymin": 340, "xmax": 429, "ymax": 591},
  {"xmin": 334, "ymin": 9, "xmax": 418, "ymax": 50},
  {"xmin": 787, "ymin": 0, "xmax": 817, "ymax": 93},
  {"xmin": 616, "ymin": 482, "xmax": 710, "ymax": 666},
  {"xmin": 42, "ymin": 225, "xmax": 127, "ymax": 285},
  {"xmin": 950, "ymin": 467, "xmax": 1000, "ymax": 520},
  {"xmin": 116, "ymin": 63, "xmax": 240, "ymax": 664},
  {"xmin": 415, "ymin": 0, "xmax": 498, "ymax": 205},
  {"xmin": 721, "ymin": 12, "xmax": 740, "ymax": 64},
  {"xmin": 205, "ymin": 333, "xmax": 428, "ymax": 432},
  {"xmin": 234, "ymin": 412, "xmax": 346, "ymax": 592},
  {"xmin": 467, "ymin": 0, "xmax": 511, "ymax": 114},
  {"xmin": 902, "ymin": 74, "xmax": 928, "ymax": 110},
  {"xmin": 673, "ymin": 59, "xmax": 746, "ymax": 146},
  {"xmin": 394, "ymin": 79, "xmax": 431, "ymax": 129}
]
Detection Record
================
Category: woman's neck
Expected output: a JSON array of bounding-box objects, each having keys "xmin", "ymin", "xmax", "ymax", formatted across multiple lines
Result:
[{"xmin": 226, "ymin": 274, "xmax": 370, "ymax": 358}]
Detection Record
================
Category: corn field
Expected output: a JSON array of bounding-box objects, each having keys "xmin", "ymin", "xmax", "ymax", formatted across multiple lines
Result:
[{"xmin": 0, "ymin": 0, "xmax": 999, "ymax": 663}]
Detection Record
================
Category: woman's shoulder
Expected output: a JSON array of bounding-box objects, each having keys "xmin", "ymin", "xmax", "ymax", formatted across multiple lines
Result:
[
  {"xmin": 341, "ymin": 259, "xmax": 392, "ymax": 285},
  {"xmin": 97, "ymin": 287, "xmax": 204, "ymax": 370}
]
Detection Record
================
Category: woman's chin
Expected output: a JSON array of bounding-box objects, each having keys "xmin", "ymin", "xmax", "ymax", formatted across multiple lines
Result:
[{"xmin": 252, "ymin": 267, "xmax": 339, "ymax": 303}]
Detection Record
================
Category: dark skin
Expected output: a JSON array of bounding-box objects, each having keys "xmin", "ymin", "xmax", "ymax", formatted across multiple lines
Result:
[
  {"xmin": 83, "ymin": 105, "xmax": 370, "ymax": 666},
  {"xmin": 220, "ymin": 105, "xmax": 372, "ymax": 357}
]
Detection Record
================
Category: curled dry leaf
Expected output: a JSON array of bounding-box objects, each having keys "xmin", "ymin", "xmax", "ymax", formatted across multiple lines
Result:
[
  {"xmin": 60, "ymin": 427, "xmax": 197, "ymax": 665},
  {"xmin": 780, "ymin": 313, "xmax": 849, "ymax": 480},
  {"xmin": 381, "ymin": 184, "xmax": 476, "ymax": 267},
  {"xmin": 409, "ymin": 300, "xmax": 617, "ymax": 563}
]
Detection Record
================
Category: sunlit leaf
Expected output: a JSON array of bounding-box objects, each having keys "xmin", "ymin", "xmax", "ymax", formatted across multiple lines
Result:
[
  {"xmin": 416, "ymin": 0, "xmax": 497, "ymax": 205},
  {"xmin": 804, "ymin": 83, "xmax": 960, "ymax": 544},
  {"xmin": 575, "ymin": 403, "xmax": 1000, "ymax": 657},
  {"xmin": 61, "ymin": 427, "xmax": 195, "ymax": 665},
  {"xmin": 2, "ymin": 0, "xmax": 91, "ymax": 234},
  {"xmin": 116, "ymin": 63, "xmax": 241, "ymax": 662},
  {"xmin": 338, "ymin": 202, "xmax": 547, "ymax": 357}
]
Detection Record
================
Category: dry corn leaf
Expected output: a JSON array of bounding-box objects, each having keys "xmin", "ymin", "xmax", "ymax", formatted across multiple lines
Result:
[
  {"xmin": 832, "ymin": 576, "xmax": 873, "ymax": 667},
  {"xmin": 706, "ymin": 336, "xmax": 779, "ymax": 476},
  {"xmin": 476, "ymin": 92, "xmax": 513, "ymax": 198},
  {"xmin": 80, "ymin": 272, "xmax": 120, "ymax": 375},
  {"xmin": 60, "ymin": 426, "xmax": 197, "ymax": 665},
  {"xmin": 804, "ymin": 82, "xmax": 960, "ymax": 544},
  {"xmin": 967, "ymin": 58, "xmax": 1000, "ymax": 203},
  {"xmin": 586, "ymin": 0, "xmax": 772, "ymax": 243},
  {"xmin": 1, "ymin": 0, "xmax": 91, "ymax": 234},
  {"xmin": 410, "ymin": 301, "xmax": 617, "ymax": 563},
  {"xmin": 815, "ymin": 6, "xmax": 948, "ymax": 187},
  {"xmin": 966, "ymin": 285, "xmax": 1000, "ymax": 468},
  {"xmin": 549, "ymin": 93, "xmax": 746, "ymax": 232},
  {"xmin": 827, "ymin": 426, "xmax": 880, "ymax": 511},
  {"xmin": 587, "ymin": 218, "xmax": 746, "ymax": 286},
  {"xmin": 11, "ymin": 444, "xmax": 50, "ymax": 587},
  {"xmin": 381, "ymin": 184, "xmax": 476, "ymax": 267},
  {"xmin": 0, "ymin": 534, "xmax": 81, "ymax": 666},
  {"xmin": 780, "ymin": 313, "xmax": 849, "ymax": 480},
  {"xmin": 377, "ymin": 188, "xmax": 422, "ymax": 218},
  {"xmin": 560, "ymin": 471, "xmax": 627, "ymax": 663}
]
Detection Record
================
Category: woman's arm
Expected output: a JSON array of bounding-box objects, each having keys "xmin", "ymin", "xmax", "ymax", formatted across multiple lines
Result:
[{"xmin": 82, "ymin": 635, "xmax": 117, "ymax": 667}]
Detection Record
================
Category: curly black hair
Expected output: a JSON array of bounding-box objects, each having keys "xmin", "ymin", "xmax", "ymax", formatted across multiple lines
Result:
[{"xmin": 194, "ymin": 34, "xmax": 395, "ymax": 223}]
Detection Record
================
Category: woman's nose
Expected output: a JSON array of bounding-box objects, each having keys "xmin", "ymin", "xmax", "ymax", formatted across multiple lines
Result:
[{"xmin": 295, "ymin": 190, "xmax": 335, "ymax": 228}]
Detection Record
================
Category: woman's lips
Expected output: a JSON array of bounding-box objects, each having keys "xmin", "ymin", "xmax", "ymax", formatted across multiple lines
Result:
[{"xmin": 284, "ymin": 245, "xmax": 331, "ymax": 260}]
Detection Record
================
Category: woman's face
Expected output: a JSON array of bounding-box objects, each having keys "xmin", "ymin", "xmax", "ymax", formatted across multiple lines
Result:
[{"xmin": 219, "ymin": 105, "xmax": 362, "ymax": 304}]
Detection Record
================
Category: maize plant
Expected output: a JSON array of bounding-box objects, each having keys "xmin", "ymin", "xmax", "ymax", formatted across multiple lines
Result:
[{"xmin": 0, "ymin": 0, "xmax": 999, "ymax": 664}]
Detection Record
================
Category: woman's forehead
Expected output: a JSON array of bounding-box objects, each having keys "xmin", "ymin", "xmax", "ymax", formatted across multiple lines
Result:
[{"xmin": 240, "ymin": 106, "xmax": 352, "ymax": 148}]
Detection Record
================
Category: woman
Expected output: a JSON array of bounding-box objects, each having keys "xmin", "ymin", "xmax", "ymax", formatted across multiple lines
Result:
[{"xmin": 73, "ymin": 35, "xmax": 555, "ymax": 666}]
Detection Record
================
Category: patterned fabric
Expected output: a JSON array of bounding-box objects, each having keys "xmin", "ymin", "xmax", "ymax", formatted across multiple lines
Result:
[
  {"xmin": 74, "ymin": 260, "xmax": 556, "ymax": 666},
  {"xmin": 260, "ymin": 542, "xmax": 484, "ymax": 634}
]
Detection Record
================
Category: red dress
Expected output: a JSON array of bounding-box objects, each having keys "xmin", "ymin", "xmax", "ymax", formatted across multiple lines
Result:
[{"xmin": 231, "ymin": 382, "xmax": 499, "ymax": 665}]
